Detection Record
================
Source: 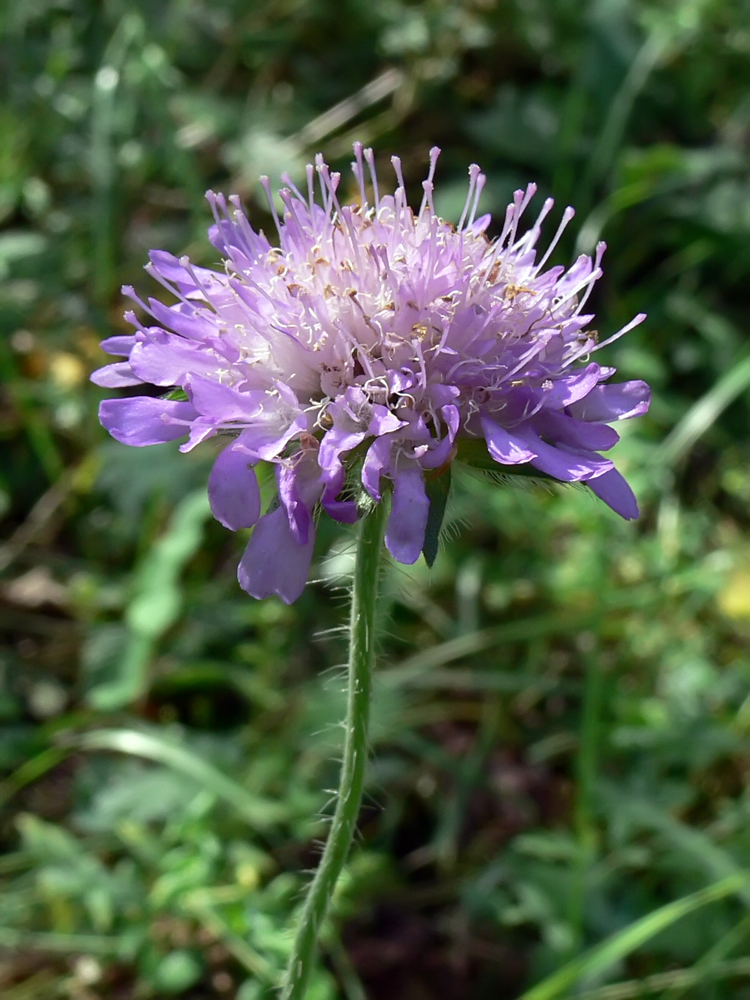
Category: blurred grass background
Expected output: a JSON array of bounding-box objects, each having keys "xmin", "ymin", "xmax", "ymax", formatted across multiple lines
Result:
[{"xmin": 3, "ymin": 0, "xmax": 750, "ymax": 997}]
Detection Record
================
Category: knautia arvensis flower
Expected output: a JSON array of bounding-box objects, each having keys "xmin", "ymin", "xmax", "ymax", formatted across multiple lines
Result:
[{"xmin": 93, "ymin": 145, "xmax": 650, "ymax": 603}]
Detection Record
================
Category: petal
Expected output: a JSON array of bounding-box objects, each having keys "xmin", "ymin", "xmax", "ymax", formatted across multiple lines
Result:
[
  {"xmin": 147, "ymin": 298, "xmax": 215, "ymax": 341},
  {"xmin": 369, "ymin": 405, "xmax": 405, "ymax": 436},
  {"xmin": 130, "ymin": 332, "xmax": 226, "ymax": 387},
  {"xmin": 442, "ymin": 403, "xmax": 461, "ymax": 439},
  {"xmin": 322, "ymin": 495, "xmax": 359, "ymax": 524},
  {"xmin": 385, "ymin": 466, "xmax": 429, "ymax": 565},
  {"xmin": 99, "ymin": 335, "xmax": 137, "ymax": 356},
  {"xmin": 187, "ymin": 378, "xmax": 264, "ymax": 416},
  {"xmin": 587, "ymin": 468, "xmax": 639, "ymax": 520},
  {"xmin": 419, "ymin": 432, "xmax": 455, "ymax": 470},
  {"xmin": 99, "ymin": 397, "xmax": 196, "ymax": 446},
  {"xmin": 540, "ymin": 363, "xmax": 602, "ymax": 408},
  {"xmin": 318, "ymin": 424, "xmax": 367, "ymax": 477},
  {"xmin": 320, "ymin": 468, "xmax": 359, "ymax": 524},
  {"xmin": 278, "ymin": 463, "xmax": 319, "ymax": 545},
  {"xmin": 237, "ymin": 507, "xmax": 315, "ymax": 604},
  {"xmin": 569, "ymin": 380, "xmax": 651, "ymax": 422},
  {"xmin": 513, "ymin": 428, "xmax": 613, "ymax": 482},
  {"xmin": 90, "ymin": 362, "xmax": 143, "ymax": 388},
  {"xmin": 148, "ymin": 250, "xmax": 224, "ymax": 297},
  {"xmin": 362, "ymin": 435, "xmax": 395, "ymax": 501},
  {"xmin": 208, "ymin": 440, "xmax": 261, "ymax": 531},
  {"xmin": 481, "ymin": 417, "xmax": 537, "ymax": 465},
  {"xmin": 241, "ymin": 414, "xmax": 308, "ymax": 461},
  {"xmin": 533, "ymin": 411, "xmax": 620, "ymax": 451},
  {"xmin": 468, "ymin": 213, "xmax": 491, "ymax": 234},
  {"xmin": 179, "ymin": 417, "xmax": 219, "ymax": 453},
  {"xmin": 186, "ymin": 377, "xmax": 306, "ymax": 457}
]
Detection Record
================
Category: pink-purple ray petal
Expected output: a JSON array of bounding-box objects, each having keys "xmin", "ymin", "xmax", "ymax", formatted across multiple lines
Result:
[
  {"xmin": 238, "ymin": 507, "xmax": 315, "ymax": 604},
  {"xmin": 385, "ymin": 466, "xmax": 430, "ymax": 564},
  {"xmin": 99, "ymin": 397, "xmax": 196, "ymax": 446},
  {"xmin": 208, "ymin": 439, "xmax": 261, "ymax": 531}
]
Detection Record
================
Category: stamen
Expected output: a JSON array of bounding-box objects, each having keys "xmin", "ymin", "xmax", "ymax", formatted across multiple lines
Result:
[
  {"xmin": 315, "ymin": 156, "xmax": 344, "ymax": 222},
  {"xmin": 411, "ymin": 336, "xmax": 428, "ymax": 388},
  {"xmin": 279, "ymin": 187, "xmax": 306, "ymax": 232},
  {"xmin": 352, "ymin": 142, "xmax": 368, "ymax": 207},
  {"xmin": 458, "ymin": 163, "xmax": 482, "ymax": 231},
  {"xmin": 536, "ymin": 205, "xmax": 576, "ymax": 272},
  {"xmin": 418, "ymin": 146, "xmax": 441, "ymax": 218},
  {"xmin": 205, "ymin": 190, "xmax": 228, "ymax": 227},
  {"xmin": 123, "ymin": 309, "xmax": 146, "ymax": 335},
  {"xmin": 142, "ymin": 268, "xmax": 194, "ymax": 312},
  {"xmin": 280, "ymin": 172, "xmax": 307, "ymax": 204},
  {"xmin": 506, "ymin": 185, "xmax": 536, "ymax": 249},
  {"xmin": 467, "ymin": 171, "xmax": 486, "ymax": 229},
  {"xmin": 226, "ymin": 195, "xmax": 266, "ymax": 261},
  {"xmin": 391, "ymin": 154, "xmax": 406, "ymax": 193},
  {"xmin": 123, "ymin": 284, "xmax": 156, "ymax": 316},
  {"xmin": 552, "ymin": 265, "xmax": 603, "ymax": 315},
  {"xmin": 496, "ymin": 201, "xmax": 517, "ymax": 248},
  {"xmin": 421, "ymin": 179, "xmax": 435, "ymax": 218},
  {"xmin": 339, "ymin": 204, "xmax": 364, "ymax": 273},
  {"xmin": 498, "ymin": 334, "xmax": 554, "ymax": 385},
  {"xmin": 515, "ymin": 196, "xmax": 554, "ymax": 252},
  {"xmin": 306, "ymin": 163, "xmax": 316, "ymax": 211},
  {"xmin": 180, "ymin": 256, "xmax": 225, "ymax": 313},
  {"xmin": 575, "ymin": 242, "xmax": 606, "ymax": 313},
  {"xmin": 363, "ymin": 147, "xmax": 380, "ymax": 211},
  {"xmin": 314, "ymin": 154, "xmax": 334, "ymax": 215},
  {"xmin": 590, "ymin": 312, "xmax": 646, "ymax": 354},
  {"xmin": 259, "ymin": 175, "xmax": 283, "ymax": 239}
]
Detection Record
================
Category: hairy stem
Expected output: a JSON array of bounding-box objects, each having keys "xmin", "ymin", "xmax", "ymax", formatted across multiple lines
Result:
[{"xmin": 281, "ymin": 501, "xmax": 387, "ymax": 1000}]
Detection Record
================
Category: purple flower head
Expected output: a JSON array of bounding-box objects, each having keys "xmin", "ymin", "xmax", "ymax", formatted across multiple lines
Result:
[{"xmin": 94, "ymin": 145, "xmax": 650, "ymax": 603}]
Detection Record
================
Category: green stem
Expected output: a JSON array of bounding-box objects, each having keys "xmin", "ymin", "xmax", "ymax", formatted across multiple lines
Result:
[{"xmin": 281, "ymin": 501, "xmax": 387, "ymax": 1000}]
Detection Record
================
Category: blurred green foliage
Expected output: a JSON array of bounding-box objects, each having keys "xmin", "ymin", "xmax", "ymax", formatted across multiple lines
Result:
[{"xmin": 3, "ymin": 0, "xmax": 750, "ymax": 997}]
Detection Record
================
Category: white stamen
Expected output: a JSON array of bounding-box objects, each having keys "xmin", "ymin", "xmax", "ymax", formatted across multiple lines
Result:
[
  {"xmin": 363, "ymin": 147, "xmax": 380, "ymax": 210},
  {"xmin": 536, "ymin": 205, "xmax": 576, "ymax": 272},
  {"xmin": 467, "ymin": 172, "xmax": 486, "ymax": 229},
  {"xmin": 419, "ymin": 147, "xmax": 441, "ymax": 218},
  {"xmin": 259, "ymin": 176, "xmax": 283, "ymax": 238},
  {"xmin": 352, "ymin": 142, "xmax": 368, "ymax": 207},
  {"xmin": 458, "ymin": 163, "xmax": 482, "ymax": 231}
]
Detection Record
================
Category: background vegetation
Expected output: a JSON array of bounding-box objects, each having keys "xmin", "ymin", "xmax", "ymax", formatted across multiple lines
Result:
[{"xmin": 3, "ymin": 0, "xmax": 750, "ymax": 996}]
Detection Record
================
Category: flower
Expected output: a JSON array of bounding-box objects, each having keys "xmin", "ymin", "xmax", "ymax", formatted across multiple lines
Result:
[{"xmin": 93, "ymin": 145, "xmax": 650, "ymax": 603}]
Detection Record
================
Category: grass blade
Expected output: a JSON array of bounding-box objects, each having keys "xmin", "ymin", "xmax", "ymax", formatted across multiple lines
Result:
[
  {"xmin": 655, "ymin": 352, "xmax": 750, "ymax": 468},
  {"xmin": 519, "ymin": 873, "xmax": 750, "ymax": 1000}
]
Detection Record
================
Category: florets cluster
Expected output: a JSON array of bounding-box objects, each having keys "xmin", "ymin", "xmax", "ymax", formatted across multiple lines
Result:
[{"xmin": 94, "ymin": 145, "xmax": 650, "ymax": 603}]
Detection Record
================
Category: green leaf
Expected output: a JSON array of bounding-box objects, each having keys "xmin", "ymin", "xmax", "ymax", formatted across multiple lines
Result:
[
  {"xmin": 75, "ymin": 728, "xmax": 290, "ymax": 831},
  {"xmin": 126, "ymin": 490, "xmax": 211, "ymax": 639},
  {"xmin": 0, "ymin": 927, "xmax": 123, "ymax": 956},
  {"xmin": 165, "ymin": 388, "xmax": 189, "ymax": 402},
  {"xmin": 87, "ymin": 489, "xmax": 212, "ymax": 711},
  {"xmin": 422, "ymin": 466, "xmax": 451, "ymax": 567},
  {"xmin": 148, "ymin": 950, "xmax": 204, "ymax": 993}
]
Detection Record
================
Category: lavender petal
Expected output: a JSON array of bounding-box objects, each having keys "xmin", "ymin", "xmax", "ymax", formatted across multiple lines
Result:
[
  {"xmin": 208, "ymin": 441, "xmax": 261, "ymax": 531},
  {"xmin": 587, "ymin": 467, "xmax": 640, "ymax": 520},
  {"xmin": 99, "ymin": 397, "xmax": 196, "ymax": 446},
  {"xmin": 385, "ymin": 466, "xmax": 429, "ymax": 564},
  {"xmin": 237, "ymin": 507, "xmax": 315, "ymax": 604}
]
